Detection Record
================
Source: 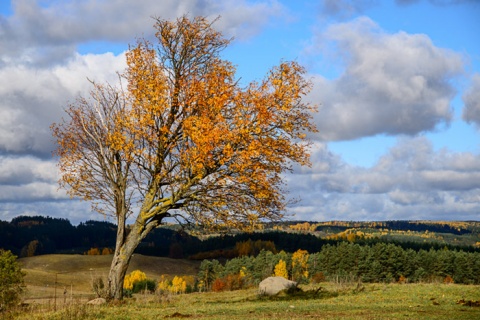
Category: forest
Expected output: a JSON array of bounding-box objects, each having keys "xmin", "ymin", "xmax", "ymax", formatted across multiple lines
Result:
[
  {"xmin": 1, "ymin": 215, "xmax": 480, "ymax": 287},
  {"xmin": 1, "ymin": 216, "xmax": 479, "ymax": 258}
]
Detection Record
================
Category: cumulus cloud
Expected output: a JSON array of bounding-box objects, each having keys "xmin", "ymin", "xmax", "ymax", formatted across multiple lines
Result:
[
  {"xmin": 462, "ymin": 73, "xmax": 480, "ymax": 127},
  {"xmin": 1, "ymin": 0, "xmax": 283, "ymax": 66},
  {"xmin": 287, "ymin": 137, "xmax": 480, "ymax": 221},
  {"xmin": 307, "ymin": 17, "xmax": 463, "ymax": 141},
  {"xmin": 0, "ymin": 52, "xmax": 126, "ymax": 158},
  {"xmin": 0, "ymin": 155, "xmax": 68, "ymax": 202},
  {"xmin": 0, "ymin": 0, "xmax": 286, "ymax": 222}
]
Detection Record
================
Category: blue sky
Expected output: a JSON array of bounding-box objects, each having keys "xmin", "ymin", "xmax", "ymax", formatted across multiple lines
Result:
[{"xmin": 0, "ymin": 0, "xmax": 479, "ymax": 224}]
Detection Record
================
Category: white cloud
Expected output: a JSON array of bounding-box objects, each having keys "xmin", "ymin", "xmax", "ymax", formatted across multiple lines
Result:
[
  {"xmin": 0, "ymin": 0, "xmax": 285, "ymax": 222},
  {"xmin": 462, "ymin": 73, "xmax": 480, "ymax": 127},
  {"xmin": 287, "ymin": 137, "xmax": 480, "ymax": 221},
  {"xmin": 0, "ymin": 52, "xmax": 126, "ymax": 157},
  {"xmin": 0, "ymin": 155, "xmax": 68, "ymax": 203},
  {"xmin": 307, "ymin": 17, "xmax": 464, "ymax": 141},
  {"xmin": 1, "ymin": 0, "xmax": 284, "ymax": 66}
]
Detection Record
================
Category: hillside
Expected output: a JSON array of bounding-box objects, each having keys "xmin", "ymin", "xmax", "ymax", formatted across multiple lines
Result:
[{"xmin": 19, "ymin": 254, "xmax": 200, "ymax": 301}]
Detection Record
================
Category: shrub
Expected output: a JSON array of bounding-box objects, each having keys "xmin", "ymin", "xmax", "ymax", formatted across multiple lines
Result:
[
  {"xmin": 0, "ymin": 250, "xmax": 25, "ymax": 313},
  {"xmin": 311, "ymin": 272, "xmax": 326, "ymax": 283},
  {"xmin": 124, "ymin": 270, "xmax": 147, "ymax": 290},
  {"xmin": 101, "ymin": 247, "xmax": 113, "ymax": 255},
  {"xmin": 132, "ymin": 279, "xmax": 156, "ymax": 293},
  {"xmin": 224, "ymin": 274, "xmax": 244, "ymax": 291},
  {"xmin": 91, "ymin": 277, "xmax": 107, "ymax": 298},
  {"xmin": 86, "ymin": 247, "xmax": 100, "ymax": 255},
  {"xmin": 212, "ymin": 278, "xmax": 226, "ymax": 292},
  {"xmin": 444, "ymin": 275, "xmax": 454, "ymax": 284},
  {"xmin": 398, "ymin": 275, "xmax": 407, "ymax": 284},
  {"xmin": 157, "ymin": 275, "xmax": 188, "ymax": 294}
]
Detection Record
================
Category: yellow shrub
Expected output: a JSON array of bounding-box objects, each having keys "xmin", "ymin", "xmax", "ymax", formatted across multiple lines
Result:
[
  {"xmin": 171, "ymin": 276, "xmax": 187, "ymax": 294},
  {"xmin": 123, "ymin": 270, "xmax": 147, "ymax": 290},
  {"xmin": 157, "ymin": 275, "xmax": 188, "ymax": 294}
]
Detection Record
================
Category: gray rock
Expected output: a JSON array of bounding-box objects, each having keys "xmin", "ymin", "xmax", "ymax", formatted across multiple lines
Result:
[
  {"xmin": 86, "ymin": 297, "xmax": 107, "ymax": 305},
  {"xmin": 258, "ymin": 276, "xmax": 297, "ymax": 296}
]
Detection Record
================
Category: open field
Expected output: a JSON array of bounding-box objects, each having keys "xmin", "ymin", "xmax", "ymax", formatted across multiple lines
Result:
[
  {"xmin": 15, "ymin": 283, "xmax": 480, "ymax": 319},
  {"xmin": 12, "ymin": 254, "xmax": 480, "ymax": 319},
  {"xmin": 19, "ymin": 254, "xmax": 200, "ymax": 303}
]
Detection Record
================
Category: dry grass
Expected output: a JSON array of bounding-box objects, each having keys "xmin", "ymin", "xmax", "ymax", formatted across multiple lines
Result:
[
  {"xmin": 18, "ymin": 254, "xmax": 200, "ymax": 304},
  {"xmin": 13, "ymin": 254, "xmax": 480, "ymax": 320},
  {"xmin": 15, "ymin": 283, "xmax": 480, "ymax": 320}
]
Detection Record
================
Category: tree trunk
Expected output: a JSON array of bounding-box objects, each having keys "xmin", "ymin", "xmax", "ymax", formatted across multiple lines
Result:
[
  {"xmin": 106, "ymin": 214, "xmax": 158, "ymax": 300},
  {"xmin": 107, "ymin": 251, "xmax": 130, "ymax": 300},
  {"xmin": 107, "ymin": 232, "xmax": 141, "ymax": 300}
]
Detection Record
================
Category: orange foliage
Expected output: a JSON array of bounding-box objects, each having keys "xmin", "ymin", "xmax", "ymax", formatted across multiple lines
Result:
[
  {"xmin": 85, "ymin": 247, "xmax": 113, "ymax": 255},
  {"xmin": 235, "ymin": 239, "xmax": 276, "ymax": 256},
  {"xmin": 101, "ymin": 247, "xmax": 113, "ymax": 255},
  {"xmin": 51, "ymin": 15, "xmax": 316, "ymax": 299},
  {"xmin": 86, "ymin": 247, "xmax": 100, "ymax": 255},
  {"xmin": 52, "ymin": 15, "xmax": 316, "ymax": 230},
  {"xmin": 212, "ymin": 278, "xmax": 227, "ymax": 292},
  {"xmin": 444, "ymin": 275, "xmax": 454, "ymax": 284}
]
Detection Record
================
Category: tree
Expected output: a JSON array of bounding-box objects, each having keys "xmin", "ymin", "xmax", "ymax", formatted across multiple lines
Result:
[
  {"xmin": 291, "ymin": 249, "xmax": 309, "ymax": 282},
  {"xmin": 0, "ymin": 250, "xmax": 25, "ymax": 313},
  {"xmin": 274, "ymin": 259, "xmax": 289, "ymax": 279},
  {"xmin": 51, "ymin": 15, "xmax": 316, "ymax": 300}
]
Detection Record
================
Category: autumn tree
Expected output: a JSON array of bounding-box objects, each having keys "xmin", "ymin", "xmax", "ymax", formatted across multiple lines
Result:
[
  {"xmin": 274, "ymin": 259, "xmax": 289, "ymax": 279},
  {"xmin": 291, "ymin": 249, "xmax": 309, "ymax": 282},
  {"xmin": 51, "ymin": 15, "xmax": 316, "ymax": 300}
]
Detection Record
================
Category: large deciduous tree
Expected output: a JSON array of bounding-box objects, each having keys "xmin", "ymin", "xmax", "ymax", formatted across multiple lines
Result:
[{"xmin": 52, "ymin": 15, "xmax": 316, "ymax": 300}]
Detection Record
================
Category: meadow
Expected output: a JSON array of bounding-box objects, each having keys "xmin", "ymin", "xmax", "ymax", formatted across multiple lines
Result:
[{"xmin": 12, "ymin": 254, "xmax": 480, "ymax": 320}]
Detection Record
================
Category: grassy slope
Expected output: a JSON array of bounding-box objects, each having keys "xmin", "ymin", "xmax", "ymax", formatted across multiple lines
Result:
[{"xmin": 19, "ymin": 254, "xmax": 200, "ymax": 299}]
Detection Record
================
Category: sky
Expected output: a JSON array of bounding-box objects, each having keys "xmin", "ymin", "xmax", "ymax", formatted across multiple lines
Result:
[{"xmin": 0, "ymin": 0, "xmax": 480, "ymax": 224}]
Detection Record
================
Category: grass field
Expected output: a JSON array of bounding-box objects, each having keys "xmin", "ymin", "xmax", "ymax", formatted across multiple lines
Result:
[{"xmin": 13, "ymin": 254, "xmax": 480, "ymax": 319}]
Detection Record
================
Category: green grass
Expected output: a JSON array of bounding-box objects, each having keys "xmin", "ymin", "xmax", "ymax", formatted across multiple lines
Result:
[
  {"xmin": 15, "ymin": 283, "xmax": 480, "ymax": 319},
  {"xmin": 13, "ymin": 254, "xmax": 480, "ymax": 319}
]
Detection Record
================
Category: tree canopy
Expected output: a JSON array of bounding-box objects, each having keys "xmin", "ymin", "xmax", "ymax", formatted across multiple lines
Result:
[{"xmin": 51, "ymin": 15, "xmax": 317, "ymax": 300}]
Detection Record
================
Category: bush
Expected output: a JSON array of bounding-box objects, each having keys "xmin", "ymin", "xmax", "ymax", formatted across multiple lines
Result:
[
  {"xmin": 91, "ymin": 277, "xmax": 107, "ymax": 298},
  {"xmin": 0, "ymin": 250, "xmax": 25, "ymax": 312},
  {"xmin": 211, "ymin": 278, "xmax": 226, "ymax": 292},
  {"xmin": 311, "ymin": 272, "xmax": 326, "ymax": 283},
  {"xmin": 124, "ymin": 270, "xmax": 147, "ymax": 290},
  {"xmin": 132, "ymin": 279, "xmax": 156, "ymax": 293}
]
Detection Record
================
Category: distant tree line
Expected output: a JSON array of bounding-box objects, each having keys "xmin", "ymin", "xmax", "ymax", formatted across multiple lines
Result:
[
  {"xmin": 365, "ymin": 220, "xmax": 472, "ymax": 235},
  {"xmin": 1, "ymin": 216, "xmax": 479, "ymax": 259}
]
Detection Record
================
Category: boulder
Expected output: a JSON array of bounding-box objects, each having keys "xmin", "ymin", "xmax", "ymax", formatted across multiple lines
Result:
[
  {"xmin": 258, "ymin": 276, "xmax": 297, "ymax": 296},
  {"xmin": 86, "ymin": 297, "xmax": 107, "ymax": 305}
]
